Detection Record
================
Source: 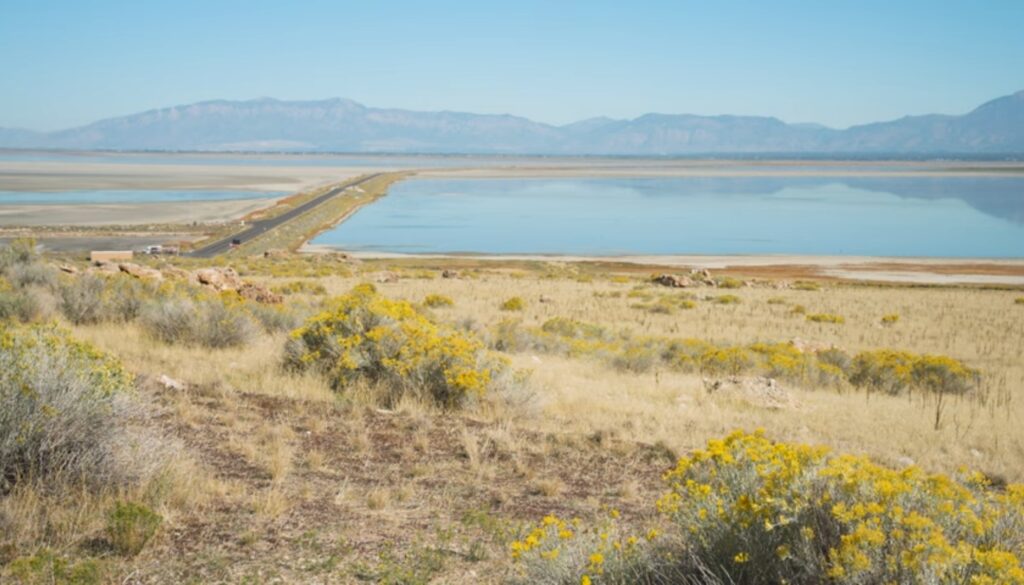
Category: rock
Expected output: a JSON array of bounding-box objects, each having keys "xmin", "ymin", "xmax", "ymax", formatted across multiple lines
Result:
[
  {"xmin": 93, "ymin": 261, "xmax": 121, "ymax": 273},
  {"xmin": 442, "ymin": 269, "xmax": 460, "ymax": 279},
  {"xmin": 374, "ymin": 271, "xmax": 399, "ymax": 284},
  {"xmin": 703, "ymin": 375, "xmax": 796, "ymax": 409},
  {"xmin": 118, "ymin": 262, "xmax": 163, "ymax": 280},
  {"xmin": 161, "ymin": 266, "xmax": 191, "ymax": 280},
  {"xmin": 690, "ymin": 268, "xmax": 713, "ymax": 279},
  {"xmin": 237, "ymin": 282, "xmax": 283, "ymax": 304},
  {"xmin": 652, "ymin": 274, "xmax": 692, "ymax": 288},
  {"xmin": 195, "ymin": 267, "xmax": 243, "ymax": 291},
  {"xmin": 157, "ymin": 374, "xmax": 186, "ymax": 392},
  {"xmin": 57, "ymin": 264, "xmax": 77, "ymax": 274},
  {"xmin": 263, "ymin": 248, "xmax": 288, "ymax": 259}
]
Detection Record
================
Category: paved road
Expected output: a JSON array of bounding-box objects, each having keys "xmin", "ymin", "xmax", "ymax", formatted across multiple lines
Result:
[{"xmin": 187, "ymin": 173, "xmax": 381, "ymax": 258}]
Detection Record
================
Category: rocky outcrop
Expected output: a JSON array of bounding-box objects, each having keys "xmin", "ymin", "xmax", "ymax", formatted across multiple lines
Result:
[
  {"xmin": 652, "ymin": 274, "xmax": 693, "ymax": 288},
  {"xmin": 118, "ymin": 262, "xmax": 164, "ymax": 280},
  {"xmin": 703, "ymin": 376, "xmax": 796, "ymax": 409},
  {"xmin": 195, "ymin": 267, "xmax": 244, "ymax": 291},
  {"xmin": 237, "ymin": 283, "xmax": 283, "ymax": 304}
]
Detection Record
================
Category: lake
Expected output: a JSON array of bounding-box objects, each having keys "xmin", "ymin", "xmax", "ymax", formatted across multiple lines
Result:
[
  {"xmin": 310, "ymin": 177, "xmax": 1024, "ymax": 258},
  {"xmin": 0, "ymin": 189, "xmax": 285, "ymax": 205}
]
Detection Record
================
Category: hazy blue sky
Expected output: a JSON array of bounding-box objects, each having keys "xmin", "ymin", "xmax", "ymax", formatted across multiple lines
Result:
[{"xmin": 2, "ymin": 0, "xmax": 1022, "ymax": 131}]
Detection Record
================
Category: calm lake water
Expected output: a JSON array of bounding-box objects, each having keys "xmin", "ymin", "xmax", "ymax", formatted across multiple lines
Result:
[
  {"xmin": 310, "ymin": 177, "xmax": 1024, "ymax": 257},
  {"xmin": 0, "ymin": 189, "xmax": 284, "ymax": 205}
]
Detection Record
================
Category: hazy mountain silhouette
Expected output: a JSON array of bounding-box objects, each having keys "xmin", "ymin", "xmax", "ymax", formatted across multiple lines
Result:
[{"xmin": 1, "ymin": 91, "xmax": 1022, "ymax": 154}]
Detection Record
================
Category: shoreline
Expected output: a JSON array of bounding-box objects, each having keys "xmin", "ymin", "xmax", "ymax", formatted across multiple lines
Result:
[{"xmin": 300, "ymin": 245, "xmax": 1024, "ymax": 285}]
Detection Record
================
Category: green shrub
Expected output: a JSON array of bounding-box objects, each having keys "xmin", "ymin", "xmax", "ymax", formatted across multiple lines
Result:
[
  {"xmin": 1015, "ymin": 297, "xmax": 1024, "ymax": 305},
  {"xmin": 106, "ymin": 501, "xmax": 162, "ymax": 556},
  {"xmin": 712, "ymin": 294, "xmax": 741, "ymax": 305},
  {"xmin": 792, "ymin": 280, "xmax": 821, "ymax": 291},
  {"xmin": 3, "ymin": 549, "xmax": 108, "ymax": 585},
  {"xmin": 806, "ymin": 313, "xmax": 845, "ymax": 324},
  {"xmin": 540, "ymin": 317, "xmax": 605, "ymax": 340},
  {"xmin": 423, "ymin": 294, "xmax": 454, "ymax": 308},
  {"xmin": 5, "ymin": 262, "xmax": 58, "ymax": 291},
  {"xmin": 0, "ymin": 238, "xmax": 38, "ymax": 271},
  {"xmin": 501, "ymin": 296, "xmax": 526, "ymax": 311},
  {"xmin": 284, "ymin": 284, "xmax": 506, "ymax": 408},
  {"xmin": 790, "ymin": 304, "xmax": 807, "ymax": 315},
  {"xmin": 58, "ymin": 274, "xmax": 108, "ymax": 325},
  {"xmin": 271, "ymin": 280, "xmax": 328, "ymax": 296},
  {"xmin": 246, "ymin": 302, "xmax": 304, "ymax": 333},
  {"xmin": 766, "ymin": 297, "xmax": 788, "ymax": 305},
  {"xmin": 611, "ymin": 343, "xmax": 660, "ymax": 373},
  {"xmin": 716, "ymin": 276, "xmax": 743, "ymax": 289},
  {"xmin": 0, "ymin": 324, "xmax": 134, "ymax": 491},
  {"xmin": 140, "ymin": 297, "xmax": 257, "ymax": 348},
  {"xmin": 880, "ymin": 313, "xmax": 900, "ymax": 326},
  {"xmin": 0, "ymin": 284, "xmax": 49, "ymax": 323}
]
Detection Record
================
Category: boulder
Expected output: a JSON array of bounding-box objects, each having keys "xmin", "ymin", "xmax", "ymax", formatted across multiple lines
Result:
[
  {"xmin": 118, "ymin": 262, "xmax": 163, "ymax": 280},
  {"xmin": 237, "ymin": 282, "xmax": 283, "ymax": 304},
  {"xmin": 703, "ymin": 376, "xmax": 796, "ymax": 409},
  {"xmin": 690, "ymin": 268, "xmax": 713, "ymax": 280},
  {"xmin": 652, "ymin": 273, "xmax": 692, "ymax": 288},
  {"xmin": 194, "ymin": 267, "xmax": 243, "ymax": 291},
  {"xmin": 92, "ymin": 261, "xmax": 121, "ymax": 274},
  {"xmin": 157, "ymin": 374, "xmax": 186, "ymax": 392},
  {"xmin": 161, "ymin": 266, "xmax": 192, "ymax": 281}
]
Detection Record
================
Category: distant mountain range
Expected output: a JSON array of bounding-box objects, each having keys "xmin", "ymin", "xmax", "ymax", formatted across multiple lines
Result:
[{"xmin": 1, "ymin": 90, "xmax": 1023, "ymax": 155}]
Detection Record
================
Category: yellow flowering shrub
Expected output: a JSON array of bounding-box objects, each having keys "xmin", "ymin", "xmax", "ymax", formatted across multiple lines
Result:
[
  {"xmin": 849, "ymin": 350, "xmax": 979, "ymax": 399},
  {"xmin": 509, "ymin": 511, "xmax": 670, "ymax": 585},
  {"xmin": 657, "ymin": 431, "xmax": 1024, "ymax": 584},
  {"xmin": 513, "ymin": 431, "xmax": 1024, "ymax": 584},
  {"xmin": 285, "ymin": 284, "xmax": 504, "ymax": 408},
  {"xmin": 881, "ymin": 313, "xmax": 900, "ymax": 326},
  {"xmin": 497, "ymin": 317, "xmax": 851, "ymax": 384}
]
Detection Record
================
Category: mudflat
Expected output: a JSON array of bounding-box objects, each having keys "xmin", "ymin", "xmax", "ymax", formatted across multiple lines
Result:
[
  {"xmin": 0, "ymin": 160, "xmax": 379, "ymax": 192},
  {"xmin": 0, "ymin": 198, "xmax": 278, "ymax": 226}
]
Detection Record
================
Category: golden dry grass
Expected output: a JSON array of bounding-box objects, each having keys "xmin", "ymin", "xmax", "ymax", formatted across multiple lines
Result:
[
  {"xmin": 9, "ymin": 260, "xmax": 1020, "ymax": 582},
  {"xmin": 286, "ymin": 269, "xmax": 1024, "ymax": 482}
]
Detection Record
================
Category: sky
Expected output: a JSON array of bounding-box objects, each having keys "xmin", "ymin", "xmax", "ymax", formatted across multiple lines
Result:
[{"xmin": 1, "ymin": 0, "xmax": 1023, "ymax": 131}]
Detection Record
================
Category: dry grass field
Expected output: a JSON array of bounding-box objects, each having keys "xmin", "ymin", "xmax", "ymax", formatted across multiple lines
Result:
[{"xmin": 1, "ymin": 247, "xmax": 1023, "ymax": 583}]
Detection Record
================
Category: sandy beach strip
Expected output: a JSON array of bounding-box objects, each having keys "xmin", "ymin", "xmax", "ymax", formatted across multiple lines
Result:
[{"xmin": 300, "ymin": 245, "xmax": 1024, "ymax": 285}]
